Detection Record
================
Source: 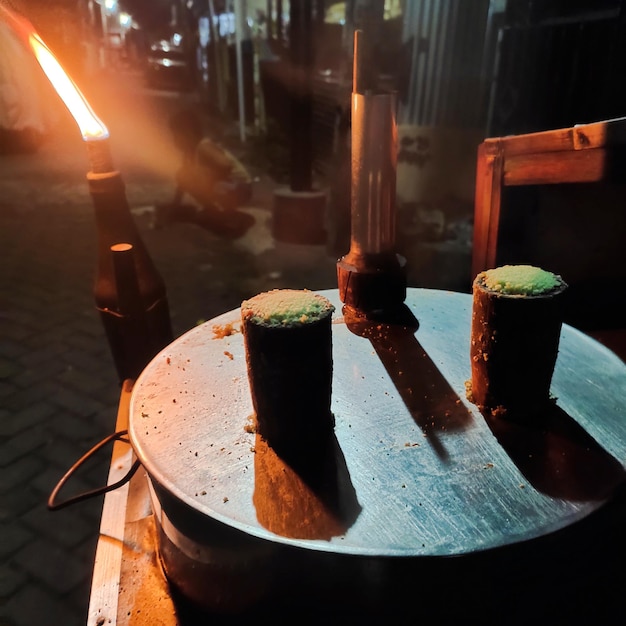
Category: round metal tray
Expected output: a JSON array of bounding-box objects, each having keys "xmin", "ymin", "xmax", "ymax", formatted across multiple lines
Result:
[{"xmin": 129, "ymin": 288, "xmax": 626, "ymax": 557}]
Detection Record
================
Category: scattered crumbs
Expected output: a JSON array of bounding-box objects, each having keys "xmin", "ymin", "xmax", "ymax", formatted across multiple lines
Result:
[
  {"xmin": 404, "ymin": 442, "xmax": 420, "ymax": 448},
  {"xmin": 141, "ymin": 412, "xmax": 149, "ymax": 418},
  {"xmin": 224, "ymin": 351, "xmax": 234, "ymax": 360},
  {"xmin": 484, "ymin": 462, "xmax": 494, "ymax": 469},
  {"xmin": 166, "ymin": 357, "xmax": 171, "ymax": 365},
  {"xmin": 492, "ymin": 406, "xmax": 508, "ymax": 418},
  {"xmin": 212, "ymin": 322, "xmax": 240, "ymax": 339},
  {"xmin": 223, "ymin": 497, "xmax": 229, "ymax": 503}
]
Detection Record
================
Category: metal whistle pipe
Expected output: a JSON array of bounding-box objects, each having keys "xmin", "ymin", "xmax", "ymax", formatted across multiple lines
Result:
[
  {"xmin": 350, "ymin": 89, "xmax": 398, "ymax": 258},
  {"xmin": 337, "ymin": 30, "xmax": 406, "ymax": 314}
]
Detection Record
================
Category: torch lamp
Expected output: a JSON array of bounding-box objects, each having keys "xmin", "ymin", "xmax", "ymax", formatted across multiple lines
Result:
[
  {"xmin": 337, "ymin": 30, "xmax": 407, "ymax": 315},
  {"xmin": 19, "ymin": 17, "xmax": 174, "ymax": 381}
]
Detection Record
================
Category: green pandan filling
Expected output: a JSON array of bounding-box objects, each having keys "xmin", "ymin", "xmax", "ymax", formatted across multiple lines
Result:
[
  {"xmin": 478, "ymin": 265, "xmax": 563, "ymax": 296},
  {"xmin": 242, "ymin": 289, "xmax": 334, "ymax": 326}
]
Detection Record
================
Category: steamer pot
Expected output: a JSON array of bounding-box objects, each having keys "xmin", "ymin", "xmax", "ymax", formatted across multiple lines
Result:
[{"xmin": 125, "ymin": 289, "xmax": 626, "ymax": 615}]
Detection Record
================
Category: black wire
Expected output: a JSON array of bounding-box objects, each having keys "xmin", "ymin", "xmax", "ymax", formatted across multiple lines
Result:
[{"xmin": 47, "ymin": 430, "xmax": 141, "ymax": 511}]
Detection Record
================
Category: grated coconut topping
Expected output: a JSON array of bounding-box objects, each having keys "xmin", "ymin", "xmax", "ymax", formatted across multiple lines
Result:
[
  {"xmin": 478, "ymin": 265, "xmax": 564, "ymax": 296},
  {"xmin": 241, "ymin": 289, "xmax": 334, "ymax": 326}
]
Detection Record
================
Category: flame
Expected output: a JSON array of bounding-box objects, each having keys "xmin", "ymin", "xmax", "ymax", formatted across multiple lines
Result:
[
  {"xmin": 28, "ymin": 33, "xmax": 109, "ymax": 141},
  {"xmin": 0, "ymin": 3, "xmax": 108, "ymax": 141}
]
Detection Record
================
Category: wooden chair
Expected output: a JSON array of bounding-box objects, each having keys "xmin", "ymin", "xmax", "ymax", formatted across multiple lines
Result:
[{"xmin": 472, "ymin": 116, "xmax": 626, "ymax": 359}]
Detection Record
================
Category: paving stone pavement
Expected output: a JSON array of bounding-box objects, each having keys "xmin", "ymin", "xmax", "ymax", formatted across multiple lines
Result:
[{"xmin": 0, "ymin": 67, "xmax": 342, "ymax": 626}]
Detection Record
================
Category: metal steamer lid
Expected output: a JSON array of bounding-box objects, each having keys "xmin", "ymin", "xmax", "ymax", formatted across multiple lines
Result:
[{"xmin": 129, "ymin": 289, "xmax": 626, "ymax": 558}]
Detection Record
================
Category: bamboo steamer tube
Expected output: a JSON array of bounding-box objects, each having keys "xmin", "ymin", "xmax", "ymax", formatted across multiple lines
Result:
[{"xmin": 470, "ymin": 267, "xmax": 568, "ymax": 418}]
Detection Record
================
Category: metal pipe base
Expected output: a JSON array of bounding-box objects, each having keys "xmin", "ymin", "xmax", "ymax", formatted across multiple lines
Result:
[{"xmin": 337, "ymin": 253, "xmax": 407, "ymax": 314}]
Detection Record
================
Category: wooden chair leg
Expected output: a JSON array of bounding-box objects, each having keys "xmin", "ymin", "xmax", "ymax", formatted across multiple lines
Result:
[{"xmin": 472, "ymin": 140, "xmax": 504, "ymax": 278}]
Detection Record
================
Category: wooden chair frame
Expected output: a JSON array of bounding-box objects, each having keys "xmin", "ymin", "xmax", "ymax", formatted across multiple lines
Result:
[{"xmin": 472, "ymin": 116, "xmax": 626, "ymax": 279}]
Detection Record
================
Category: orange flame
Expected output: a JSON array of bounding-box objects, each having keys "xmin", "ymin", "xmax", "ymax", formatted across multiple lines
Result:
[
  {"xmin": 0, "ymin": 5, "xmax": 108, "ymax": 141},
  {"xmin": 28, "ymin": 33, "xmax": 109, "ymax": 141}
]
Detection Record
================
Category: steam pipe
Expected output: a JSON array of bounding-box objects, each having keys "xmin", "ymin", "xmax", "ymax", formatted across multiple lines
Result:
[{"xmin": 337, "ymin": 30, "xmax": 406, "ymax": 315}]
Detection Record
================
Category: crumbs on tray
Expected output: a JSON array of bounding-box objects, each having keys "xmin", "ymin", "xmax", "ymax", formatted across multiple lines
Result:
[{"xmin": 212, "ymin": 322, "xmax": 240, "ymax": 339}]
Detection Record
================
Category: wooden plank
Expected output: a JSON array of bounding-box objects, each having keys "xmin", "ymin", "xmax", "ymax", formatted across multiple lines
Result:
[
  {"xmin": 472, "ymin": 141, "xmax": 504, "ymax": 277},
  {"xmin": 492, "ymin": 117, "xmax": 626, "ymax": 157},
  {"xmin": 498, "ymin": 128, "xmax": 575, "ymax": 156},
  {"xmin": 86, "ymin": 378, "xmax": 180, "ymax": 626},
  {"xmin": 573, "ymin": 117, "xmax": 626, "ymax": 149},
  {"xmin": 87, "ymin": 379, "xmax": 135, "ymax": 626},
  {"xmin": 503, "ymin": 149, "xmax": 607, "ymax": 186},
  {"xmin": 115, "ymin": 457, "xmax": 179, "ymax": 624}
]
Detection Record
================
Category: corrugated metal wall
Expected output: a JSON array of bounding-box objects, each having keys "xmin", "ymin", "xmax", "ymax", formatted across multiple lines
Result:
[
  {"xmin": 400, "ymin": 0, "xmax": 492, "ymax": 128},
  {"xmin": 488, "ymin": 2, "xmax": 626, "ymax": 135}
]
